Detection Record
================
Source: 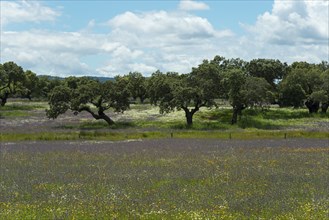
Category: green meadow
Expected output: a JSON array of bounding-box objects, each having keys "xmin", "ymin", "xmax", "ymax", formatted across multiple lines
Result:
[
  {"xmin": 0, "ymin": 101, "xmax": 328, "ymax": 141},
  {"xmin": 0, "ymin": 101, "xmax": 328, "ymax": 219},
  {"xmin": 1, "ymin": 141, "xmax": 328, "ymax": 219}
]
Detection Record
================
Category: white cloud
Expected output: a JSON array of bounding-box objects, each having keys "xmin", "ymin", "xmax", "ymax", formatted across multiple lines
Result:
[
  {"xmin": 1, "ymin": 30, "xmax": 108, "ymax": 76},
  {"xmin": 0, "ymin": 0, "xmax": 60, "ymax": 26},
  {"xmin": 179, "ymin": 0, "xmax": 209, "ymax": 11},
  {"xmin": 108, "ymin": 11, "xmax": 232, "ymax": 41},
  {"xmin": 237, "ymin": 0, "xmax": 329, "ymax": 64},
  {"xmin": 128, "ymin": 63, "xmax": 158, "ymax": 74},
  {"xmin": 244, "ymin": 0, "xmax": 328, "ymax": 45},
  {"xmin": 1, "ymin": 0, "xmax": 328, "ymax": 78},
  {"xmin": 100, "ymin": 10, "xmax": 235, "ymax": 75}
]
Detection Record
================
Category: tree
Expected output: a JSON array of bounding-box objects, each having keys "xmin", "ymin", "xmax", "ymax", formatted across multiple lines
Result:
[
  {"xmin": 317, "ymin": 69, "xmax": 329, "ymax": 113},
  {"xmin": 279, "ymin": 63, "xmax": 324, "ymax": 113},
  {"xmin": 149, "ymin": 57, "xmax": 223, "ymax": 126},
  {"xmin": 221, "ymin": 57, "xmax": 248, "ymax": 71},
  {"xmin": 21, "ymin": 70, "xmax": 39, "ymax": 100},
  {"xmin": 246, "ymin": 59, "xmax": 287, "ymax": 89},
  {"xmin": 153, "ymin": 73, "xmax": 216, "ymax": 126},
  {"xmin": 243, "ymin": 77, "xmax": 274, "ymax": 108},
  {"xmin": 46, "ymin": 77, "xmax": 130, "ymax": 126},
  {"xmin": 148, "ymin": 70, "xmax": 177, "ymax": 106},
  {"xmin": 126, "ymin": 72, "xmax": 148, "ymax": 103},
  {"xmin": 224, "ymin": 69, "xmax": 273, "ymax": 124},
  {"xmin": 36, "ymin": 76, "xmax": 63, "ymax": 99},
  {"xmin": 224, "ymin": 69, "xmax": 247, "ymax": 124},
  {"xmin": 279, "ymin": 83, "xmax": 306, "ymax": 108},
  {"xmin": 0, "ymin": 62, "xmax": 25, "ymax": 106}
]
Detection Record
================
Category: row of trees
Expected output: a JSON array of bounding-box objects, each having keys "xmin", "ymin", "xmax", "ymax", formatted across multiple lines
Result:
[
  {"xmin": 1, "ymin": 57, "xmax": 328, "ymax": 126},
  {"xmin": 0, "ymin": 62, "xmax": 61, "ymax": 106}
]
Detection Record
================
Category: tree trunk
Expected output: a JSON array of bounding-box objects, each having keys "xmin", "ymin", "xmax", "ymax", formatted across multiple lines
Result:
[
  {"xmin": 305, "ymin": 100, "xmax": 320, "ymax": 113},
  {"xmin": 27, "ymin": 92, "xmax": 32, "ymax": 101},
  {"xmin": 185, "ymin": 111, "xmax": 193, "ymax": 127},
  {"xmin": 98, "ymin": 113, "xmax": 115, "ymax": 125},
  {"xmin": 321, "ymin": 102, "xmax": 328, "ymax": 113},
  {"xmin": 140, "ymin": 96, "xmax": 145, "ymax": 104},
  {"xmin": 231, "ymin": 107, "xmax": 239, "ymax": 124},
  {"xmin": 182, "ymin": 106, "xmax": 199, "ymax": 127},
  {"xmin": 0, "ymin": 92, "xmax": 9, "ymax": 106},
  {"xmin": 231, "ymin": 105, "xmax": 245, "ymax": 124},
  {"xmin": 78, "ymin": 106, "xmax": 115, "ymax": 126},
  {"xmin": 0, "ymin": 98, "xmax": 6, "ymax": 106}
]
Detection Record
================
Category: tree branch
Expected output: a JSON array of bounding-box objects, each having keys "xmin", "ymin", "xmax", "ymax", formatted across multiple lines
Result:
[{"xmin": 78, "ymin": 106, "xmax": 101, "ymax": 120}]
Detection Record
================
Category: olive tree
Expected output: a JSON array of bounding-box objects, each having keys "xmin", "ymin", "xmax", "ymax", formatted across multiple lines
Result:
[{"xmin": 46, "ymin": 77, "xmax": 130, "ymax": 126}]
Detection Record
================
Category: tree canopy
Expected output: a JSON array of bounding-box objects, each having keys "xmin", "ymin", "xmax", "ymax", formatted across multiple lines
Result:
[
  {"xmin": 0, "ymin": 62, "xmax": 25, "ymax": 106},
  {"xmin": 148, "ymin": 57, "xmax": 225, "ymax": 126},
  {"xmin": 247, "ymin": 59, "xmax": 287, "ymax": 89},
  {"xmin": 279, "ymin": 64, "xmax": 328, "ymax": 113},
  {"xmin": 224, "ymin": 69, "xmax": 273, "ymax": 124},
  {"xmin": 46, "ymin": 77, "xmax": 130, "ymax": 125},
  {"xmin": 126, "ymin": 72, "xmax": 148, "ymax": 103},
  {"xmin": 1, "ymin": 56, "xmax": 328, "ymax": 127}
]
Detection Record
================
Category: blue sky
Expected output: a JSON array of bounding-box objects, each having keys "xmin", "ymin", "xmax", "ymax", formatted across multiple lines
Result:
[{"xmin": 1, "ymin": 0, "xmax": 328, "ymax": 77}]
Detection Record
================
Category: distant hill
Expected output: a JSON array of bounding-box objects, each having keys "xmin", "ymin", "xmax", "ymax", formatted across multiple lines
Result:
[
  {"xmin": 38, "ymin": 75, "xmax": 114, "ymax": 82},
  {"xmin": 88, "ymin": 76, "xmax": 114, "ymax": 82}
]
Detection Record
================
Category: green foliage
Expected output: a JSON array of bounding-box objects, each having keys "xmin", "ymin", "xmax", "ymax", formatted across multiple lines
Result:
[
  {"xmin": 279, "ymin": 64, "xmax": 328, "ymax": 113},
  {"xmin": 0, "ymin": 62, "xmax": 25, "ymax": 106},
  {"xmin": 148, "ymin": 71, "xmax": 179, "ymax": 106},
  {"xmin": 225, "ymin": 69, "xmax": 246, "ymax": 107},
  {"xmin": 243, "ymin": 77, "xmax": 273, "ymax": 107},
  {"xmin": 126, "ymin": 72, "xmax": 148, "ymax": 103},
  {"xmin": 46, "ymin": 77, "xmax": 130, "ymax": 125},
  {"xmin": 246, "ymin": 59, "xmax": 287, "ymax": 88},
  {"xmin": 0, "ymin": 63, "xmax": 6, "ymax": 90},
  {"xmin": 149, "ymin": 57, "xmax": 225, "ymax": 126},
  {"xmin": 46, "ymin": 86, "xmax": 71, "ymax": 119},
  {"xmin": 36, "ymin": 76, "xmax": 63, "ymax": 99},
  {"xmin": 20, "ymin": 70, "xmax": 39, "ymax": 100},
  {"xmin": 279, "ymin": 83, "xmax": 306, "ymax": 108},
  {"xmin": 224, "ymin": 69, "xmax": 273, "ymax": 124},
  {"xmin": 0, "ymin": 62, "xmax": 61, "ymax": 104}
]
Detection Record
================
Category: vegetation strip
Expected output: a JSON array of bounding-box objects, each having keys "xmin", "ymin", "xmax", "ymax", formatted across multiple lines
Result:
[{"xmin": 1, "ymin": 130, "xmax": 328, "ymax": 142}]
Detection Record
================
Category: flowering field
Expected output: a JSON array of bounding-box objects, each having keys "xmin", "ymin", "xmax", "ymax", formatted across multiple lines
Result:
[{"xmin": 1, "ymin": 139, "xmax": 328, "ymax": 219}]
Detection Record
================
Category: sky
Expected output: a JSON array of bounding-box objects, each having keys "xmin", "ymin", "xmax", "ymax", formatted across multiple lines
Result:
[{"xmin": 1, "ymin": 0, "xmax": 328, "ymax": 77}]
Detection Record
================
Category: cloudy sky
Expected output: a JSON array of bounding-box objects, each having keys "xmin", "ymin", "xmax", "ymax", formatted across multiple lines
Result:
[{"xmin": 1, "ymin": 0, "xmax": 328, "ymax": 77}]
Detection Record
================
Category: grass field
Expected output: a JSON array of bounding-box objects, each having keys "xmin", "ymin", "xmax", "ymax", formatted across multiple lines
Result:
[
  {"xmin": 0, "ymin": 100, "xmax": 328, "ymax": 219},
  {"xmin": 1, "ymin": 140, "xmax": 328, "ymax": 219},
  {"xmin": 0, "ymin": 100, "xmax": 328, "ymax": 141}
]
